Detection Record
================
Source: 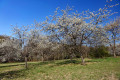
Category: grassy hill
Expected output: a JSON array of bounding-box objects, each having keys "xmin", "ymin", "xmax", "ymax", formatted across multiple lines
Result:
[{"xmin": 0, "ymin": 57, "xmax": 120, "ymax": 80}]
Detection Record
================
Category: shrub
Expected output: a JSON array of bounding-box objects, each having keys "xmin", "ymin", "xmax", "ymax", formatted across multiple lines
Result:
[{"xmin": 89, "ymin": 45, "xmax": 110, "ymax": 58}]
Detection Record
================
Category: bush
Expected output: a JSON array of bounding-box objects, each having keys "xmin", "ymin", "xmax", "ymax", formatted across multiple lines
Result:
[{"xmin": 89, "ymin": 45, "xmax": 110, "ymax": 58}]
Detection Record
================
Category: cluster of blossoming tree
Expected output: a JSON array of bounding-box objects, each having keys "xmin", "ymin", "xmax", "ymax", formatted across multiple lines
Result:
[{"xmin": 0, "ymin": 0, "xmax": 120, "ymax": 68}]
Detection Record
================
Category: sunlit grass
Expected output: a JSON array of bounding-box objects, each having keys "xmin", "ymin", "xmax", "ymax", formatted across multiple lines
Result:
[{"xmin": 0, "ymin": 57, "xmax": 120, "ymax": 80}]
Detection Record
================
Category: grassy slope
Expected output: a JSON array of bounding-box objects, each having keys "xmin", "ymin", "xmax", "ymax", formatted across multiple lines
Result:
[{"xmin": 0, "ymin": 57, "xmax": 120, "ymax": 80}]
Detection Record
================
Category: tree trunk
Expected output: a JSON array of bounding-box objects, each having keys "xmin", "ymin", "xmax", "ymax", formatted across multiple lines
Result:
[
  {"xmin": 113, "ymin": 39, "xmax": 116, "ymax": 57},
  {"xmin": 62, "ymin": 53, "xmax": 64, "ymax": 60},
  {"xmin": 42, "ymin": 52, "xmax": 44, "ymax": 62},
  {"xmin": 52, "ymin": 53, "xmax": 55, "ymax": 61},
  {"xmin": 79, "ymin": 43, "xmax": 85, "ymax": 65},
  {"xmin": 57, "ymin": 53, "xmax": 59, "ymax": 60},
  {"xmin": 81, "ymin": 54, "xmax": 85, "ymax": 65},
  {"xmin": 70, "ymin": 54, "xmax": 73, "ymax": 61},
  {"xmin": 25, "ymin": 57, "xmax": 28, "ymax": 69}
]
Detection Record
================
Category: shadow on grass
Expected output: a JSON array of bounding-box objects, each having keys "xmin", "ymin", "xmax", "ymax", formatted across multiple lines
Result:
[
  {"xmin": 48, "ymin": 60, "xmax": 83, "ymax": 68},
  {"xmin": 0, "ymin": 69, "xmax": 26, "ymax": 80},
  {"xmin": 0, "ymin": 61, "xmax": 54, "ymax": 79},
  {"xmin": 57, "ymin": 60, "xmax": 81, "ymax": 65},
  {"xmin": 31, "ymin": 61, "xmax": 55, "ymax": 67},
  {"xmin": 49, "ymin": 59, "xmax": 104, "ymax": 67},
  {"xmin": 53, "ymin": 60, "xmax": 81, "ymax": 66},
  {"xmin": 55, "ymin": 59, "xmax": 103, "ymax": 65},
  {"xmin": 0, "ymin": 64, "xmax": 24, "ymax": 68}
]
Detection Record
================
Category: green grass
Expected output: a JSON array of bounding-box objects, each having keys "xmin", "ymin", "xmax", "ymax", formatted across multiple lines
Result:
[{"xmin": 0, "ymin": 57, "xmax": 120, "ymax": 80}]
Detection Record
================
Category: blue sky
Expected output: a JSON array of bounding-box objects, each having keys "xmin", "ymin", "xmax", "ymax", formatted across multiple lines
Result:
[{"xmin": 0, "ymin": 0, "xmax": 120, "ymax": 36}]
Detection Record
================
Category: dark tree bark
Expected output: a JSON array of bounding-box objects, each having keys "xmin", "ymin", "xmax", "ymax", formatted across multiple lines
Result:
[
  {"xmin": 42, "ymin": 52, "xmax": 44, "ymax": 62},
  {"xmin": 81, "ymin": 54, "xmax": 85, "ymax": 65},
  {"xmin": 113, "ymin": 39, "xmax": 116, "ymax": 57},
  {"xmin": 25, "ymin": 56, "xmax": 28, "ymax": 69}
]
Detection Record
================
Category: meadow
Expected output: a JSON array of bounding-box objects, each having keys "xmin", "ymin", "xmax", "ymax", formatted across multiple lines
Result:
[{"xmin": 0, "ymin": 57, "xmax": 120, "ymax": 80}]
